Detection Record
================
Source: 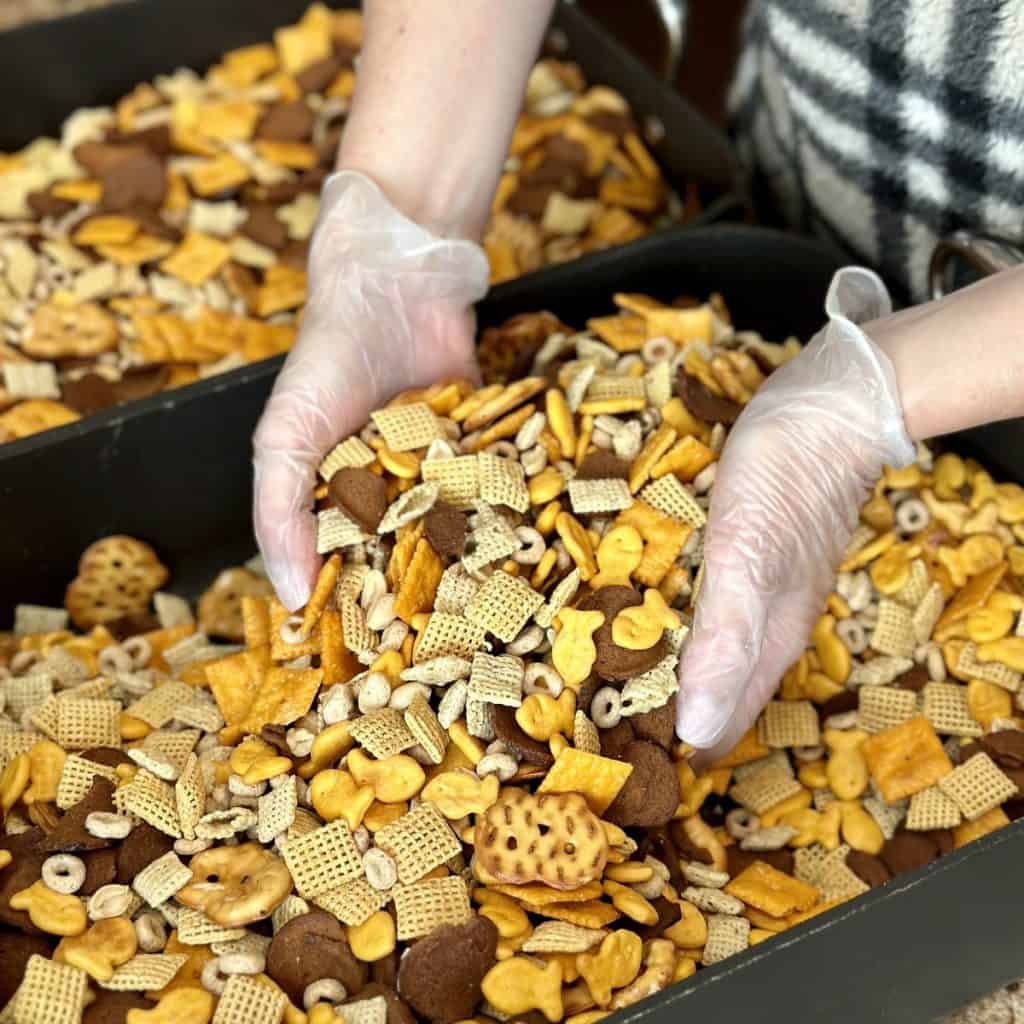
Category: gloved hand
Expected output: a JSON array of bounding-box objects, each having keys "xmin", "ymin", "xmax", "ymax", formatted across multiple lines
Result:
[
  {"xmin": 253, "ymin": 170, "xmax": 489, "ymax": 610},
  {"xmin": 675, "ymin": 267, "xmax": 916, "ymax": 757}
]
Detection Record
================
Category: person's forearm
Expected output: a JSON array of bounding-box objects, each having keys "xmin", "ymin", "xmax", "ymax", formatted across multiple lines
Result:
[
  {"xmin": 867, "ymin": 265, "xmax": 1024, "ymax": 440},
  {"xmin": 337, "ymin": 0, "xmax": 555, "ymax": 241}
]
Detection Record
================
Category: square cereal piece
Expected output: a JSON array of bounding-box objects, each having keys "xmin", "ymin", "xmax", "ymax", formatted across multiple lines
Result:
[
  {"xmin": 477, "ymin": 453, "xmax": 530, "ymax": 514},
  {"xmin": 568, "ymin": 478, "xmax": 634, "ymax": 516},
  {"xmin": 434, "ymin": 565, "xmax": 481, "ymax": 616},
  {"xmin": 573, "ymin": 712, "xmax": 601, "ymax": 755},
  {"xmin": 2, "ymin": 363, "xmax": 60, "ymax": 401},
  {"xmin": 724, "ymin": 861, "xmax": 819, "ymax": 917},
  {"xmin": 319, "ymin": 436, "xmax": 376, "ymax": 481},
  {"xmin": 760, "ymin": 701, "xmax": 820, "ymax": 748},
  {"xmin": 314, "ymin": 878, "xmax": 390, "ymax": 927},
  {"xmin": 467, "ymin": 652, "xmax": 525, "ymax": 708},
  {"xmin": 403, "ymin": 695, "xmax": 448, "ymax": 765},
  {"xmin": 701, "ymin": 915, "xmax": 750, "ymax": 966},
  {"xmin": 912, "ymin": 583, "xmax": 946, "ymax": 645},
  {"xmin": 638, "ymin": 474, "xmax": 707, "ymax": 528},
  {"xmin": 421, "ymin": 456, "xmax": 480, "ymax": 509},
  {"xmin": 7, "ymin": 674, "xmax": 54, "ymax": 720},
  {"xmin": 348, "ymin": 708, "xmax": 416, "ymax": 760},
  {"xmin": 282, "ymin": 819, "xmax": 363, "ymax": 899},
  {"xmin": 862, "ymin": 795, "xmax": 907, "ymax": 840},
  {"xmin": 114, "ymin": 769, "xmax": 182, "ymax": 838},
  {"xmin": 211, "ymin": 975, "xmax": 286, "ymax": 1024},
  {"xmin": 465, "ymin": 571, "xmax": 544, "ymax": 643},
  {"xmin": 857, "ymin": 686, "xmax": 918, "ymax": 734},
  {"xmin": 849, "ymin": 657, "xmax": 914, "ymax": 688},
  {"xmin": 125, "ymin": 680, "xmax": 195, "ymax": 729},
  {"xmin": 535, "ymin": 569, "xmax": 581, "ymax": 630},
  {"xmin": 861, "ymin": 716, "xmax": 953, "ymax": 802},
  {"xmin": 14, "ymin": 955, "xmax": 88, "ymax": 1024},
  {"xmin": 793, "ymin": 844, "xmax": 848, "ymax": 888},
  {"xmin": 13, "ymin": 604, "xmax": 68, "ymax": 635},
  {"xmin": 620, "ymin": 656, "xmax": 679, "ymax": 718},
  {"xmin": 938, "ymin": 752, "xmax": 1018, "ymax": 821},
  {"xmin": 99, "ymin": 954, "xmax": 188, "ymax": 992},
  {"xmin": 175, "ymin": 753, "xmax": 205, "ymax": 840},
  {"xmin": 257, "ymin": 774, "xmax": 297, "ymax": 844},
  {"xmin": 338, "ymin": 996, "xmax": 388, "ymax": 1024},
  {"xmin": 466, "ymin": 699, "xmax": 495, "ymax": 741},
  {"xmin": 957, "ymin": 643, "xmax": 1022, "ymax": 693},
  {"xmin": 414, "ymin": 614, "xmax": 489, "ymax": 664},
  {"xmin": 318, "ymin": 508, "xmax": 367, "ymax": 554},
  {"xmin": 729, "ymin": 765, "xmax": 803, "ymax": 816},
  {"xmin": 154, "ymin": 591, "xmax": 195, "ymax": 629},
  {"xmin": 375, "ymin": 802, "xmax": 462, "ymax": 884},
  {"xmin": 132, "ymin": 851, "xmax": 192, "ymax": 907},
  {"xmin": 393, "ymin": 876, "xmax": 472, "ymax": 941},
  {"xmin": 906, "ymin": 786, "xmax": 963, "ymax": 831},
  {"xmin": 921, "ymin": 682, "xmax": 983, "ymax": 738},
  {"xmin": 462, "ymin": 519, "xmax": 520, "ymax": 576},
  {"xmin": 372, "ymin": 402, "xmax": 444, "ymax": 452},
  {"xmin": 176, "ymin": 907, "xmax": 246, "ymax": 946},
  {"xmin": 816, "ymin": 858, "xmax": 869, "ymax": 903},
  {"xmin": 871, "ymin": 600, "xmax": 915, "ymax": 658},
  {"xmin": 521, "ymin": 921, "xmax": 606, "ymax": 954},
  {"xmin": 895, "ymin": 559, "xmax": 931, "ymax": 609},
  {"xmin": 56, "ymin": 754, "xmax": 119, "ymax": 810},
  {"xmin": 272, "ymin": 895, "xmax": 311, "ymax": 934}
]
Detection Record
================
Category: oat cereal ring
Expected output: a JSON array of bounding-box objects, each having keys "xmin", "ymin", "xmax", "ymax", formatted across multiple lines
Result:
[{"xmin": 176, "ymin": 843, "xmax": 292, "ymax": 927}]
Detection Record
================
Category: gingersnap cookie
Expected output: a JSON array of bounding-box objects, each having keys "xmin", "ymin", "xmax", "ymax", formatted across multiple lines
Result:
[
  {"xmin": 423, "ymin": 502, "xmax": 468, "ymax": 560},
  {"xmin": 629, "ymin": 695, "xmax": 677, "ymax": 749},
  {"xmin": 115, "ymin": 822, "xmax": 173, "ymax": 883},
  {"xmin": 604, "ymin": 741, "xmax": 679, "ymax": 828},
  {"xmin": 329, "ymin": 466, "xmax": 388, "ymax": 533},
  {"xmin": 575, "ymin": 451, "xmax": 630, "ymax": 481},
  {"xmin": 267, "ymin": 910, "xmax": 367, "ymax": 1005},
  {"xmin": 397, "ymin": 916, "xmax": 498, "ymax": 1024}
]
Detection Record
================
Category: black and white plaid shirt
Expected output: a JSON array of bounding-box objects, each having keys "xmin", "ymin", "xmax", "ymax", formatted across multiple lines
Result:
[{"xmin": 729, "ymin": 0, "xmax": 1024, "ymax": 301}]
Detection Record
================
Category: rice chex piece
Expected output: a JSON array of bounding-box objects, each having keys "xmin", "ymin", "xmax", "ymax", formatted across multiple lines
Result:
[
  {"xmin": 132, "ymin": 851, "xmax": 191, "ymax": 907},
  {"xmin": 414, "ymin": 614, "xmax": 488, "ymax": 664},
  {"xmin": 7, "ymin": 674, "xmax": 54, "ymax": 720},
  {"xmin": 2, "ymin": 362, "xmax": 60, "ymax": 399},
  {"xmin": 639, "ymin": 474, "xmax": 706, "ymax": 527},
  {"xmin": 211, "ymin": 975, "xmax": 287, "ymax": 1024},
  {"xmin": 99, "ymin": 954, "xmax": 188, "ymax": 992},
  {"xmin": 957, "ymin": 643, "xmax": 1022, "ymax": 692},
  {"xmin": 176, "ymin": 907, "xmax": 246, "ymax": 946},
  {"xmin": 849, "ymin": 657, "xmax": 914, "ymax": 688},
  {"xmin": 682, "ymin": 887, "xmax": 743, "ymax": 915},
  {"xmin": 348, "ymin": 708, "xmax": 415, "ymax": 760},
  {"xmin": 912, "ymin": 583, "xmax": 946, "ymax": 644},
  {"xmin": 857, "ymin": 686, "xmax": 918, "ymax": 734},
  {"xmin": 522, "ymin": 921, "xmax": 606, "ymax": 953},
  {"xmin": 478, "ymin": 453, "xmax": 530, "ymax": 513},
  {"xmin": 620, "ymin": 656, "xmax": 679, "ymax": 717},
  {"xmin": 568, "ymin": 478, "xmax": 634, "ymax": 516},
  {"xmin": 466, "ymin": 699, "xmax": 495, "ymax": 741},
  {"xmin": 375, "ymin": 802, "xmax": 462, "ymax": 884},
  {"xmin": 573, "ymin": 712, "xmax": 601, "ymax": 755},
  {"xmin": 817, "ymin": 858, "xmax": 869, "ymax": 902},
  {"xmin": 56, "ymin": 754, "xmax": 119, "ymax": 810},
  {"xmin": 338, "ymin": 996, "xmax": 388, "ymax": 1024},
  {"xmin": 938, "ymin": 752, "xmax": 1018, "ymax": 821},
  {"xmin": 422, "ymin": 456, "xmax": 480, "ymax": 509},
  {"xmin": 906, "ymin": 786, "xmax": 963, "ymax": 831},
  {"xmin": 319, "ymin": 436, "xmax": 376, "ymax": 481},
  {"xmin": 584, "ymin": 374, "xmax": 645, "ymax": 405},
  {"xmin": 535, "ymin": 569, "xmax": 580, "ymax": 629},
  {"xmin": 729, "ymin": 765, "xmax": 802, "ymax": 815},
  {"xmin": 793, "ymin": 844, "xmax": 849, "ymax": 888},
  {"xmin": 921, "ymin": 682, "xmax": 983, "ymax": 737},
  {"xmin": 862, "ymin": 796, "xmax": 906, "ymax": 840},
  {"xmin": 403, "ymin": 695, "xmax": 448, "ymax": 764},
  {"xmin": 114, "ymin": 769, "xmax": 181, "ymax": 838},
  {"xmin": 372, "ymin": 402, "xmax": 444, "ymax": 452},
  {"xmin": 870, "ymin": 600, "xmax": 915, "ymax": 658},
  {"xmin": 467, "ymin": 652, "xmax": 525, "ymax": 707},
  {"xmin": 154, "ymin": 591, "xmax": 195, "ymax": 629},
  {"xmin": 644, "ymin": 359, "xmax": 673, "ymax": 409},
  {"xmin": 55, "ymin": 699, "xmax": 121, "ymax": 750},
  {"xmin": 125, "ymin": 680, "xmax": 196, "ymax": 729},
  {"xmin": 314, "ymin": 878, "xmax": 390, "ymax": 927},
  {"xmin": 175, "ymin": 753, "xmax": 205, "ymax": 840},
  {"xmin": 760, "ymin": 700, "xmax": 820, "ymax": 748},
  {"xmin": 272, "ymin": 895, "xmax": 310, "ymax": 933},
  {"xmin": 14, "ymin": 955, "xmax": 88, "ymax": 1024},
  {"xmin": 461, "ymin": 518, "xmax": 519, "ymax": 575},
  {"xmin": 701, "ymin": 914, "xmax": 750, "ymax": 965},
  {"xmin": 465, "ymin": 571, "xmax": 544, "ymax": 643},
  {"xmin": 434, "ymin": 565, "xmax": 481, "ymax": 615},
  {"xmin": 318, "ymin": 507, "xmax": 367, "ymax": 554},
  {"xmin": 257, "ymin": 774, "xmax": 297, "ymax": 844},
  {"xmin": 13, "ymin": 604, "xmax": 68, "ymax": 635},
  {"xmin": 393, "ymin": 876, "xmax": 472, "ymax": 941},
  {"xmin": 895, "ymin": 559, "xmax": 930, "ymax": 608},
  {"xmin": 282, "ymin": 819, "xmax": 363, "ymax": 899}
]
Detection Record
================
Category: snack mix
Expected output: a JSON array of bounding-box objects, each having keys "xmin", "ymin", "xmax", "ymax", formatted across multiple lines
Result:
[
  {"xmin": 0, "ymin": 5, "xmax": 691, "ymax": 445},
  {"xmin": 3, "ymin": 289, "xmax": 1024, "ymax": 1024}
]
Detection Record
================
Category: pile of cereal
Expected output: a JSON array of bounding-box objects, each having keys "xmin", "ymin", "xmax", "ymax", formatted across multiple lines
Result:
[
  {"xmin": 1, "ymin": 291, "xmax": 1022, "ymax": 1024},
  {"xmin": 0, "ymin": 4, "xmax": 689, "ymax": 445}
]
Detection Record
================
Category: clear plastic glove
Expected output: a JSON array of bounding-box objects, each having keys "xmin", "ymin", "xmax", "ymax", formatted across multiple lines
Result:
[
  {"xmin": 675, "ymin": 267, "xmax": 916, "ymax": 756},
  {"xmin": 253, "ymin": 170, "xmax": 489, "ymax": 610}
]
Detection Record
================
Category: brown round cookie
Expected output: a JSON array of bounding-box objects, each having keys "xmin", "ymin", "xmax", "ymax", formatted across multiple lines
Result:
[
  {"xmin": 371, "ymin": 950, "xmax": 400, "ymax": 990},
  {"xmin": 61, "ymin": 373, "xmax": 119, "ymax": 415},
  {"xmin": 725, "ymin": 845, "xmax": 795, "ymax": 878},
  {"xmin": 423, "ymin": 502, "xmax": 468, "ymax": 560},
  {"xmin": 81, "ymin": 747, "xmax": 133, "ymax": 769},
  {"xmin": 100, "ymin": 150, "xmax": 167, "ymax": 211},
  {"xmin": 635, "ymin": 896, "xmax": 682, "ymax": 941},
  {"xmin": 296, "ymin": 54, "xmax": 343, "ymax": 93},
  {"xmin": 490, "ymin": 704, "xmax": 554, "ymax": 768},
  {"xmin": 397, "ymin": 915, "xmax": 498, "ymax": 1024},
  {"xmin": 880, "ymin": 831, "xmax": 942, "ymax": 878},
  {"xmin": 83, "ymin": 991, "xmax": 155, "ymax": 1024},
  {"xmin": 342, "ymin": 982, "xmax": 415, "ymax": 1024},
  {"xmin": 675, "ymin": 371, "xmax": 740, "ymax": 425},
  {"xmin": 267, "ymin": 910, "xmax": 366, "ymax": 1005},
  {"xmin": 43, "ymin": 778, "xmax": 117, "ymax": 853},
  {"xmin": 242, "ymin": 204, "xmax": 289, "ymax": 251},
  {"xmin": 845, "ymin": 850, "xmax": 891, "ymax": 889},
  {"xmin": 79, "ymin": 848, "xmax": 118, "ymax": 896},
  {"xmin": 0, "ymin": 831, "xmax": 48, "ymax": 934},
  {"xmin": 575, "ymin": 452, "xmax": 630, "ymax": 481},
  {"xmin": 982, "ymin": 730, "xmax": 1024, "ymax": 769},
  {"xmin": 597, "ymin": 719, "xmax": 635, "ymax": 760},
  {"xmin": 257, "ymin": 101, "xmax": 315, "ymax": 142},
  {"xmin": 0, "ymin": 930, "xmax": 52, "ymax": 1003},
  {"xmin": 115, "ymin": 822, "xmax": 174, "ymax": 883},
  {"xmin": 111, "ymin": 365, "xmax": 171, "ymax": 404},
  {"xmin": 578, "ymin": 586, "xmax": 669, "ymax": 682},
  {"xmin": 604, "ymin": 741, "xmax": 679, "ymax": 829},
  {"xmin": 328, "ymin": 467, "xmax": 388, "ymax": 532},
  {"xmin": 629, "ymin": 695, "xmax": 677, "ymax": 750}
]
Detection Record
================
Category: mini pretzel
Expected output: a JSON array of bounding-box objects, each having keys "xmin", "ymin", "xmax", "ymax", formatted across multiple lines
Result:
[
  {"xmin": 474, "ymin": 787, "xmax": 607, "ymax": 890},
  {"xmin": 198, "ymin": 567, "xmax": 273, "ymax": 641},
  {"xmin": 176, "ymin": 842, "xmax": 292, "ymax": 927}
]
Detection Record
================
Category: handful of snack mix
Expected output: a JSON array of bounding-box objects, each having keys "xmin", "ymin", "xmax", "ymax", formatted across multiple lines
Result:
[
  {"xmin": 3, "ymin": 291, "xmax": 1024, "ymax": 1024},
  {"xmin": 0, "ymin": 5, "xmax": 689, "ymax": 446}
]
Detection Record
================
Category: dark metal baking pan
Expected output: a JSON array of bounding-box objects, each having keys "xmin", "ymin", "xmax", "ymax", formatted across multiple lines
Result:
[{"xmin": 2, "ymin": 225, "xmax": 1020, "ymax": 1022}]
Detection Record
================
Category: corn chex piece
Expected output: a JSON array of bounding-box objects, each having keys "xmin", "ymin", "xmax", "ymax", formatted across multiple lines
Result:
[
  {"xmin": 393, "ymin": 876, "xmax": 472, "ymax": 941},
  {"xmin": 318, "ymin": 507, "xmax": 367, "ymax": 553},
  {"xmin": 132, "ymin": 850, "xmax": 191, "ymax": 906},
  {"xmin": 816, "ymin": 857, "xmax": 869, "ymax": 903},
  {"xmin": 906, "ymin": 786, "xmax": 963, "ymax": 831},
  {"xmin": 422, "ymin": 456, "xmax": 481, "ymax": 509},
  {"xmin": 314, "ymin": 877, "xmax": 390, "ymax": 927},
  {"xmin": 114, "ymin": 769, "xmax": 181, "ymax": 838},
  {"xmin": 348, "ymin": 708, "xmax": 416, "ymax": 760},
  {"xmin": 938, "ymin": 752, "xmax": 1018, "ymax": 821},
  {"xmin": 56, "ymin": 754, "xmax": 118, "ymax": 810},
  {"xmin": 14, "ymin": 955, "xmax": 88, "ymax": 1024},
  {"xmin": 375, "ymin": 802, "xmax": 462, "ymax": 884},
  {"xmin": 639, "ymin": 474, "xmax": 707, "ymax": 527},
  {"xmin": 535, "ymin": 568, "xmax": 580, "ymax": 629},
  {"xmin": 857, "ymin": 685, "xmax": 918, "ymax": 734},
  {"xmin": 257, "ymin": 774, "xmax": 297, "ymax": 844},
  {"xmin": 568, "ymin": 478, "xmax": 634, "ymax": 516},
  {"xmin": 465, "ymin": 570, "xmax": 544, "ymax": 643},
  {"xmin": 403, "ymin": 694, "xmax": 448, "ymax": 765},
  {"xmin": 55, "ymin": 699, "xmax": 121, "ymax": 750},
  {"xmin": 620, "ymin": 655, "xmax": 679, "ymax": 717},
  {"xmin": 99, "ymin": 954, "xmax": 188, "ymax": 992},
  {"xmin": 921, "ymin": 682, "xmax": 983, "ymax": 738},
  {"xmin": 759, "ymin": 700, "xmax": 820, "ymax": 748},
  {"xmin": 282, "ymin": 819, "xmax": 363, "ymax": 899},
  {"xmin": 414, "ymin": 613, "xmax": 489, "ymax": 664},
  {"xmin": 573, "ymin": 711, "xmax": 601, "ymax": 754},
  {"xmin": 371, "ymin": 402, "xmax": 444, "ymax": 452},
  {"xmin": 176, "ymin": 907, "xmax": 246, "ymax": 946},
  {"xmin": 478, "ymin": 453, "xmax": 530, "ymax": 513},
  {"xmin": 849, "ymin": 657, "xmax": 914, "ymax": 687},
  {"xmin": 729, "ymin": 765, "xmax": 802, "ymax": 815},
  {"xmin": 320, "ymin": 436, "xmax": 376, "ymax": 480},
  {"xmin": 211, "ymin": 974, "xmax": 286, "ymax": 1024},
  {"xmin": 871, "ymin": 600, "xmax": 915, "ymax": 658},
  {"xmin": 466, "ymin": 652, "xmax": 524, "ymax": 708},
  {"xmin": 701, "ymin": 914, "xmax": 750, "ymax": 965},
  {"xmin": 521, "ymin": 920, "xmax": 606, "ymax": 953},
  {"xmin": 956, "ymin": 643, "xmax": 1022, "ymax": 692},
  {"xmin": 912, "ymin": 583, "xmax": 946, "ymax": 644},
  {"xmin": 793, "ymin": 844, "xmax": 848, "ymax": 888}
]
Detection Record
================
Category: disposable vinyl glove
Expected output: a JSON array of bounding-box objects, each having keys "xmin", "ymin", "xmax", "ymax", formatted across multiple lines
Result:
[
  {"xmin": 676, "ymin": 267, "xmax": 916, "ymax": 755},
  {"xmin": 252, "ymin": 171, "xmax": 489, "ymax": 610}
]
